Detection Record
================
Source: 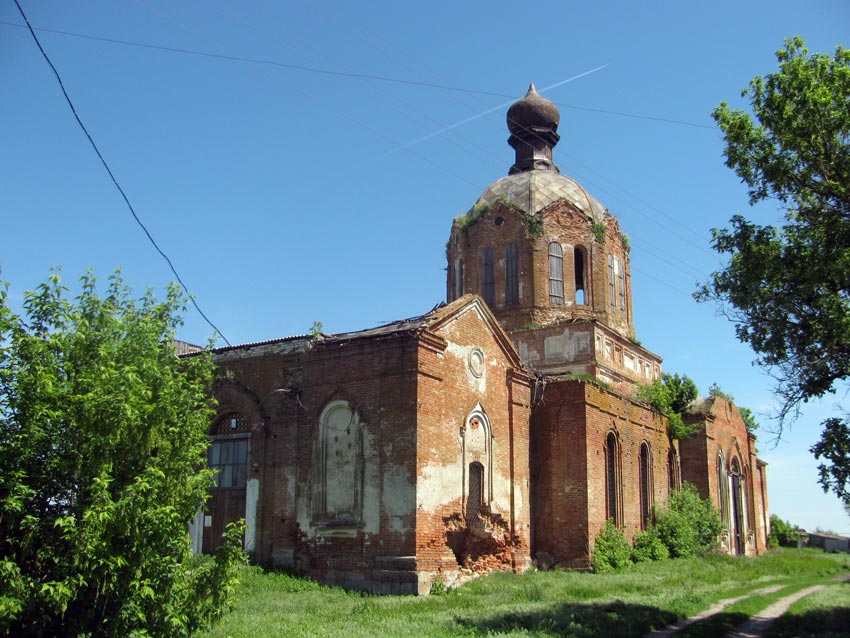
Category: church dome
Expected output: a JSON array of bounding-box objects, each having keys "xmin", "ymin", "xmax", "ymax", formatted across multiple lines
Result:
[
  {"xmin": 473, "ymin": 171, "xmax": 606, "ymax": 223},
  {"xmin": 506, "ymin": 83, "xmax": 560, "ymax": 136}
]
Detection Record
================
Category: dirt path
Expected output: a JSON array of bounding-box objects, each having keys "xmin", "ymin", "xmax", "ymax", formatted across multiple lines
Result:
[
  {"xmin": 643, "ymin": 573, "xmax": 850, "ymax": 638},
  {"xmin": 725, "ymin": 572, "xmax": 850, "ymax": 638}
]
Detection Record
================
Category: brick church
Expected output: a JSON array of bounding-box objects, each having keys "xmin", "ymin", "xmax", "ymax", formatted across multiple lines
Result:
[{"xmin": 187, "ymin": 85, "xmax": 769, "ymax": 594}]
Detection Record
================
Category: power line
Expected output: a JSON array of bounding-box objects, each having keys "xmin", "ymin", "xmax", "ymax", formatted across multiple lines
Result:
[
  {"xmin": 12, "ymin": 0, "xmax": 231, "ymax": 346},
  {"xmin": 0, "ymin": 19, "xmax": 713, "ymax": 130}
]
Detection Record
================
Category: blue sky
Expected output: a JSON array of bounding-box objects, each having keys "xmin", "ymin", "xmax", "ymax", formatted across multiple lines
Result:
[{"xmin": 2, "ymin": 0, "xmax": 848, "ymax": 533}]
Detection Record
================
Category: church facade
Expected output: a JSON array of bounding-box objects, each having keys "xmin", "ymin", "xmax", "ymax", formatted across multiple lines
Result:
[{"xmin": 189, "ymin": 86, "xmax": 769, "ymax": 593}]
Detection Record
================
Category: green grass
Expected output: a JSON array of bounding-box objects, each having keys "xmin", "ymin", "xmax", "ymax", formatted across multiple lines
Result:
[{"xmin": 198, "ymin": 550, "xmax": 849, "ymax": 638}]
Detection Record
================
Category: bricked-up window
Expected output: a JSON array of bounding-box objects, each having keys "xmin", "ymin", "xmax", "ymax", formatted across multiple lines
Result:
[
  {"xmin": 548, "ymin": 242, "xmax": 564, "ymax": 305},
  {"xmin": 447, "ymin": 264, "xmax": 455, "ymax": 302},
  {"xmin": 456, "ymin": 258, "xmax": 464, "ymax": 297},
  {"xmin": 608, "ymin": 254, "xmax": 616, "ymax": 312},
  {"xmin": 209, "ymin": 438, "xmax": 248, "ymax": 488},
  {"xmin": 467, "ymin": 462, "xmax": 485, "ymax": 518},
  {"xmin": 316, "ymin": 401, "xmax": 363, "ymax": 524},
  {"xmin": 639, "ymin": 442, "xmax": 653, "ymax": 529},
  {"xmin": 481, "ymin": 248, "xmax": 495, "ymax": 307},
  {"xmin": 574, "ymin": 245, "xmax": 587, "ymax": 304},
  {"xmin": 617, "ymin": 258, "xmax": 626, "ymax": 318},
  {"xmin": 605, "ymin": 432, "xmax": 621, "ymax": 525},
  {"xmin": 505, "ymin": 244, "xmax": 519, "ymax": 305}
]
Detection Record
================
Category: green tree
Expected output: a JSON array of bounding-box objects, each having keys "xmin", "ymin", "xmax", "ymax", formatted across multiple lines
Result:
[
  {"xmin": 768, "ymin": 514, "xmax": 803, "ymax": 548},
  {"xmin": 696, "ymin": 37, "xmax": 850, "ymax": 500},
  {"xmin": 0, "ymin": 272, "xmax": 244, "ymax": 637},
  {"xmin": 636, "ymin": 372, "xmax": 699, "ymax": 439}
]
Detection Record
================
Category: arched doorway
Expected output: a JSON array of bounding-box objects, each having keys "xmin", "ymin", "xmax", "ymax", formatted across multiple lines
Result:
[
  {"xmin": 203, "ymin": 412, "xmax": 251, "ymax": 554},
  {"xmin": 730, "ymin": 457, "xmax": 745, "ymax": 555}
]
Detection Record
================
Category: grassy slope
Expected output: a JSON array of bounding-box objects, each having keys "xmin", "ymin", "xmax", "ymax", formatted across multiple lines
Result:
[{"xmin": 199, "ymin": 550, "xmax": 849, "ymax": 638}]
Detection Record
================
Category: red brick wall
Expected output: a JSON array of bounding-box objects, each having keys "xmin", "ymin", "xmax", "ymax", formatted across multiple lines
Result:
[
  {"xmin": 414, "ymin": 302, "xmax": 532, "ymax": 581},
  {"xmin": 680, "ymin": 397, "xmax": 768, "ymax": 555},
  {"xmin": 532, "ymin": 379, "xmax": 673, "ymax": 568}
]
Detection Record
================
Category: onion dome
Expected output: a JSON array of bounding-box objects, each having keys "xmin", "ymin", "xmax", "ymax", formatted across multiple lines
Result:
[
  {"xmin": 506, "ymin": 83, "xmax": 561, "ymax": 174},
  {"xmin": 506, "ymin": 83, "xmax": 560, "ymax": 136}
]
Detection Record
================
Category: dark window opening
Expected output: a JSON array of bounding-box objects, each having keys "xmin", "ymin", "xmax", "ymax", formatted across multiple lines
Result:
[
  {"xmin": 505, "ymin": 244, "xmax": 519, "ymax": 305},
  {"xmin": 617, "ymin": 258, "xmax": 626, "ymax": 318},
  {"xmin": 481, "ymin": 248, "xmax": 495, "ymax": 307},
  {"xmin": 608, "ymin": 254, "xmax": 616, "ymax": 313},
  {"xmin": 639, "ymin": 443, "xmax": 652, "ymax": 529},
  {"xmin": 457, "ymin": 258, "xmax": 464, "ymax": 297},
  {"xmin": 548, "ymin": 242, "xmax": 564, "ymax": 305},
  {"xmin": 467, "ymin": 462, "xmax": 485, "ymax": 518},
  {"xmin": 668, "ymin": 449, "xmax": 680, "ymax": 492},
  {"xmin": 574, "ymin": 246, "xmax": 586, "ymax": 305},
  {"xmin": 605, "ymin": 432, "xmax": 620, "ymax": 525},
  {"xmin": 447, "ymin": 264, "xmax": 455, "ymax": 302},
  {"xmin": 494, "ymin": 216, "xmax": 504, "ymax": 226}
]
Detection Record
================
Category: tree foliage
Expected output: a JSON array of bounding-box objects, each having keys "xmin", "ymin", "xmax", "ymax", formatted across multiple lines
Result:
[
  {"xmin": 768, "ymin": 514, "xmax": 803, "ymax": 548},
  {"xmin": 0, "ymin": 272, "xmax": 244, "ymax": 637},
  {"xmin": 697, "ymin": 37, "xmax": 850, "ymax": 499},
  {"xmin": 636, "ymin": 372, "xmax": 699, "ymax": 439}
]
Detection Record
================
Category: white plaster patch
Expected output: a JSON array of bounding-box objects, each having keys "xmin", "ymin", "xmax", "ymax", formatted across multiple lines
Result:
[
  {"xmin": 361, "ymin": 426, "xmax": 381, "ymax": 535},
  {"xmin": 445, "ymin": 342, "xmax": 486, "ymax": 392},
  {"xmin": 382, "ymin": 465, "xmax": 415, "ymax": 518},
  {"xmin": 544, "ymin": 333, "xmax": 567, "ymax": 360},
  {"xmin": 244, "ymin": 478, "xmax": 259, "ymax": 552},
  {"xmin": 419, "ymin": 459, "xmax": 463, "ymax": 512},
  {"xmin": 188, "ymin": 508, "xmax": 204, "ymax": 555},
  {"xmin": 518, "ymin": 341, "xmax": 540, "ymax": 363}
]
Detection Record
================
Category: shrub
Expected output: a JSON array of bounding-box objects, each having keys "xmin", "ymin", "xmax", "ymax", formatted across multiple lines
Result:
[
  {"xmin": 655, "ymin": 483, "xmax": 722, "ymax": 558},
  {"xmin": 632, "ymin": 528, "xmax": 669, "ymax": 563},
  {"xmin": 592, "ymin": 520, "xmax": 633, "ymax": 573}
]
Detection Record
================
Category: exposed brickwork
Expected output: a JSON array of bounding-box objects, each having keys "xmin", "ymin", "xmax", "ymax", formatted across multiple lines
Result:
[
  {"xmin": 532, "ymin": 379, "xmax": 674, "ymax": 568},
  {"xmin": 680, "ymin": 396, "xmax": 769, "ymax": 556},
  {"xmin": 203, "ymin": 296, "xmax": 531, "ymax": 594}
]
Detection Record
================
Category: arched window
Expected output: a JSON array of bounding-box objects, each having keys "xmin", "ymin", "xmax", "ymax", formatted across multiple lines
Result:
[
  {"xmin": 574, "ymin": 246, "xmax": 587, "ymax": 305},
  {"xmin": 316, "ymin": 401, "xmax": 363, "ymax": 524},
  {"xmin": 481, "ymin": 248, "xmax": 495, "ymax": 307},
  {"xmin": 456, "ymin": 258, "xmax": 464, "ymax": 297},
  {"xmin": 608, "ymin": 254, "xmax": 616, "ymax": 312},
  {"xmin": 617, "ymin": 258, "xmax": 626, "ymax": 318},
  {"xmin": 639, "ymin": 442, "xmax": 653, "ymax": 529},
  {"xmin": 505, "ymin": 244, "xmax": 519, "ymax": 305},
  {"xmin": 605, "ymin": 432, "xmax": 621, "ymax": 526},
  {"xmin": 548, "ymin": 242, "xmax": 564, "ymax": 305},
  {"xmin": 462, "ymin": 406, "xmax": 493, "ymax": 520},
  {"xmin": 447, "ymin": 264, "xmax": 455, "ymax": 302},
  {"xmin": 717, "ymin": 454, "xmax": 728, "ymax": 524},
  {"xmin": 667, "ymin": 448, "xmax": 680, "ymax": 492}
]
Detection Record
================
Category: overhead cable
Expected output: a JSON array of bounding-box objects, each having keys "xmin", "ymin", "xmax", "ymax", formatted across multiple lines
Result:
[{"xmin": 11, "ymin": 1, "xmax": 231, "ymax": 346}]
